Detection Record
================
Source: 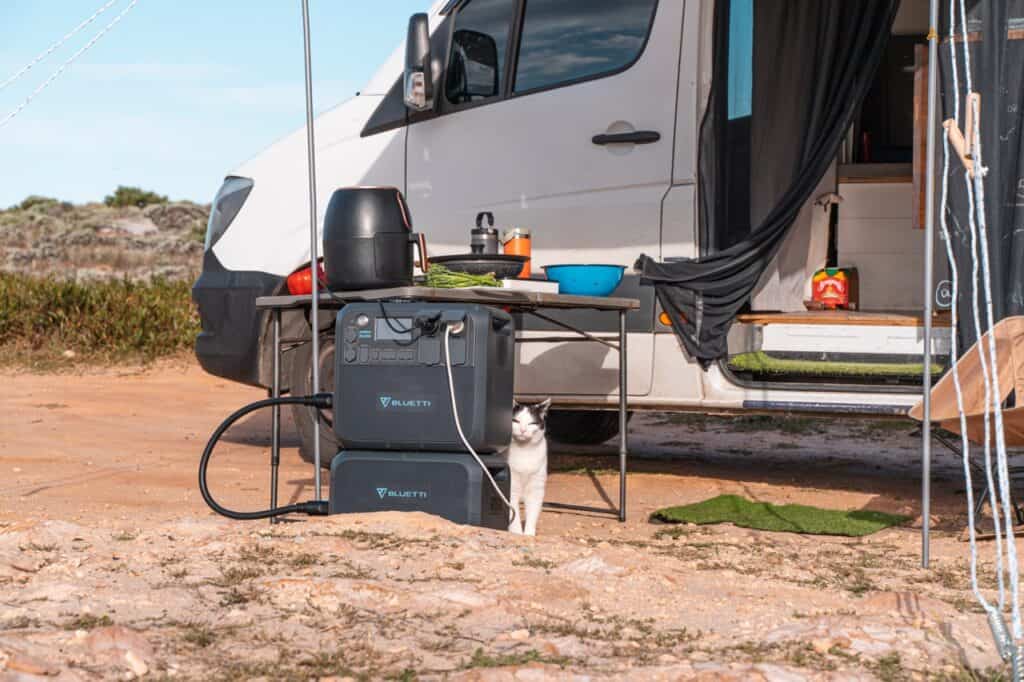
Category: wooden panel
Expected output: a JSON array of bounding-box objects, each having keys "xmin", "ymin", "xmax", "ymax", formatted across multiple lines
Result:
[
  {"xmin": 912, "ymin": 43, "xmax": 929, "ymax": 230},
  {"xmin": 737, "ymin": 310, "xmax": 952, "ymax": 328},
  {"xmin": 837, "ymin": 183, "xmax": 914, "ymax": 219}
]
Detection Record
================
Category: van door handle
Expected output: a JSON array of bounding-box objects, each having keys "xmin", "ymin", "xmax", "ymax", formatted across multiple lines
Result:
[{"xmin": 592, "ymin": 131, "xmax": 661, "ymax": 146}]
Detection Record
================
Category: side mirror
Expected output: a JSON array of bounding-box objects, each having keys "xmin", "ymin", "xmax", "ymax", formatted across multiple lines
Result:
[
  {"xmin": 447, "ymin": 30, "xmax": 499, "ymax": 103},
  {"xmin": 404, "ymin": 13, "xmax": 434, "ymax": 111}
]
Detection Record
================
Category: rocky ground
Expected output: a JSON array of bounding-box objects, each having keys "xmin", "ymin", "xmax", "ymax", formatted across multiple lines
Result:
[
  {"xmin": 0, "ymin": 199, "xmax": 207, "ymax": 281},
  {"xmin": 0, "ymin": 362, "xmax": 1017, "ymax": 680}
]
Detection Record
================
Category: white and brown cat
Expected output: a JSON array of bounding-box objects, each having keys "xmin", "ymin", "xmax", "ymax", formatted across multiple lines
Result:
[{"xmin": 507, "ymin": 399, "xmax": 551, "ymax": 536}]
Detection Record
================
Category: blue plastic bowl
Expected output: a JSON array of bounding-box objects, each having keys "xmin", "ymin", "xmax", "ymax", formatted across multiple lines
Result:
[{"xmin": 543, "ymin": 264, "xmax": 626, "ymax": 297}]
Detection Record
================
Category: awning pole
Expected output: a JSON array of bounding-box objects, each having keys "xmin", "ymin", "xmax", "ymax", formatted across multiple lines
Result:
[
  {"xmin": 921, "ymin": 0, "xmax": 941, "ymax": 568},
  {"xmin": 301, "ymin": 0, "xmax": 323, "ymax": 500}
]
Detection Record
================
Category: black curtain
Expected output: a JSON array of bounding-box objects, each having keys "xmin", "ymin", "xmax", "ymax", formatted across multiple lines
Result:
[
  {"xmin": 636, "ymin": 0, "xmax": 900, "ymax": 365},
  {"xmin": 940, "ymin": 0, "xmax": 1024, "ymax": 354}
]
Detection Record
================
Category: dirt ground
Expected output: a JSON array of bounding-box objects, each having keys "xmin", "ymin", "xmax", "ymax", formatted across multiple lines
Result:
[{"xmin": 0, "ymin": 361, "xmax": 1017, "ymax": 680}]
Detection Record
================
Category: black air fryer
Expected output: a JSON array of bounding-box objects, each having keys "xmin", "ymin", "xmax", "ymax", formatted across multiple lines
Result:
[{"xmin": 323, "ymin": 187, "xmax": 428, "ymax": 291}]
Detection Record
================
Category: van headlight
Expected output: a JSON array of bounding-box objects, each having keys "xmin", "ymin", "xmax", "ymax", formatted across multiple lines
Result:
[{"xmin": 205, "ymin": 176, "xmax": 254, "ymax": 250}]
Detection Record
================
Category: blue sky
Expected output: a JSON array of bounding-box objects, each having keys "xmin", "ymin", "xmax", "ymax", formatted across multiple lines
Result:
[{"xmin": 0, "ymin": 1, "xmax": 426, "ymax": 207}]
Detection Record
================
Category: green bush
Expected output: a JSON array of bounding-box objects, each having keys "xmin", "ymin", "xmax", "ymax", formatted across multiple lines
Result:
[
  {"xmin": 17, "ymin": 195, "xmax": 60, "ymax": 211},
  {"xmin": 0, "ymin": 273, "xmax": 198, "ymax": 365},
  {"xmin": 103, "ymin": 186, "xmax": 168, "ymax": 208}
]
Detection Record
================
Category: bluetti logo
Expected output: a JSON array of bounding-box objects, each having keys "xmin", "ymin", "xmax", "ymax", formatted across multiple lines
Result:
[
  {"xmin": 375, "ymin": 486, "xmax": 428, "ymax": 500},
  {"xmin": 377, "ymin": 395, "xmax": 432, "ymax": 410}
]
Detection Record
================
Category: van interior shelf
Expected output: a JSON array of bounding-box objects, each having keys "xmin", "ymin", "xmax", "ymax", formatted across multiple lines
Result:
[{"xmin": 736, "ymin": 310, "xmax": 952, "ymax": 328}]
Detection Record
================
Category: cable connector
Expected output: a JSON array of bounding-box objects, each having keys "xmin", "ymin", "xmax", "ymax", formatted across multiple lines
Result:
[
  {"xmin": 309, "ymin": 392, "xmax": 333, "ymax": 409},
  {"xmin": 296, "ymin": 500, "xmax": 329, "ymax": 516}
]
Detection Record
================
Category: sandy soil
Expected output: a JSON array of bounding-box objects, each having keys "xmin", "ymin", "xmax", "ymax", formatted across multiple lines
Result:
[{"xmin": 0, "ymin": 361, "xmax": 1016, "ymax": 680}]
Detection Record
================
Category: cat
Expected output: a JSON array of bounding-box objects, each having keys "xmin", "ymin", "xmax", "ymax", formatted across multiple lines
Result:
[{"xmin": 507, "ymin": 399, "xmax": 551, "ymax": 536}]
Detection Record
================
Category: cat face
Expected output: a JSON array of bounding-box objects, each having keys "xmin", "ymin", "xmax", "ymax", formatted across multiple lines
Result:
[{"xmin": 511, "ymin": 399, "xmax": 551, "ymax": 444}]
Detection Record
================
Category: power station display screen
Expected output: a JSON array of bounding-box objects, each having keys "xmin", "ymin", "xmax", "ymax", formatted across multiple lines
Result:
[{"xmin": 374, "ymin": 318, "xmax": 413, "ymax": 341}]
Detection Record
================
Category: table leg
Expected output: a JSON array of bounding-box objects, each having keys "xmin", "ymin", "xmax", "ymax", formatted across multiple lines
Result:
[
  {"xmin": 619, "ymin": 310, "xmax": 628, "ymax": 522},
  {"xmin": 270, "ymin": 309, "xmax": 281, "ymax": 524}
]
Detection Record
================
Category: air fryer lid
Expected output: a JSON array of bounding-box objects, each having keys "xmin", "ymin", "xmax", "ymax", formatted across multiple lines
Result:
[{"xmin": 323, "ymin": 186, "xmax": 412, "ymax": 238}]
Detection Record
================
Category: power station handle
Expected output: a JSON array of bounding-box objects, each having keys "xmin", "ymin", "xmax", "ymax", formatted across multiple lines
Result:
[
  {"xmin": 412, "ymin": 232, "xmax": 429, "ymax": 272},
  {"xmin": 592, "ymin": 131, "xmax": 661, "ymax": 146}
]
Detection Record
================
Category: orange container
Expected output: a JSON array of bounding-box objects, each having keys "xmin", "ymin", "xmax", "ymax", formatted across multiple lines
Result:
[
  {"xmin": 502, "ymin": 228, "xmax": 532, "ymax": 278},
  {"xmin": 810, "ymin": 267, "xmax": 859, "ymax": 310}
]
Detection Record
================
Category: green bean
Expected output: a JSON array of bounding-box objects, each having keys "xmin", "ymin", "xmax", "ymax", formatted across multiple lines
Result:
[{"xmin": 424, "ymin": 265, "xmax": 500, "ymax": 288}]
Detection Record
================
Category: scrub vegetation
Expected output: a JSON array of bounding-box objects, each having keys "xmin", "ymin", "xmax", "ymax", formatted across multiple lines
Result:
[{"xmin": 0, "ymin": 273, "xmax": 198, "ymax": 367}]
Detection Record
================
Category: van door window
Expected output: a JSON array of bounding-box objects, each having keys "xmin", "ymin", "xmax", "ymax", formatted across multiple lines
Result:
[
  {"xmin": 512, "ymin": 0, "xmax": 658, "ymax": 94},
  {"xmin": 445, "ymin": 0, "xmax": 516, "ymax": 106}
]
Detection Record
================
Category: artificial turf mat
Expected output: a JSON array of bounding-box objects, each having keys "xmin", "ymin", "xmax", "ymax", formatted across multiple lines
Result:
[
  {"xmin": 651, "ymin": 494, "xmax": 909, "ymax": 537},
  {"xmin": 728, "ymin": 351, "xmax": 942, "ymax": 379}
]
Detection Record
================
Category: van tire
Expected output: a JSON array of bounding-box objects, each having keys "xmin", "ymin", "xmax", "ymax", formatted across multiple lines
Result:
[
  {"xmin": 289, "ymin": 335, "xmax": 339, "ymax": 468},
  {"xmin": 546, "ymin": 410, "xmax": 625, "ymax": 446}
]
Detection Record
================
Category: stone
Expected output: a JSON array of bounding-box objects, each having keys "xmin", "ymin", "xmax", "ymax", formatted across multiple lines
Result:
[
  {"xmin": 86, "ymin": 626, "xmax": 154, "ymax": 662},
  {"xmin": 124, "ymin": 650, "xmax": 148, "ymax": 677},
  {"xmin": 1, "ymin": 648, "xmax": 59, "ymax": 676}
]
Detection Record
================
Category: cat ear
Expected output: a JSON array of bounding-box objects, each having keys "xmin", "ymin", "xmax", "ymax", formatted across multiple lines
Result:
[
  {"xmin": 512, "ymin": 400, "xmax": 522, "ymax": 411},
  {"xmin": 535, "ymin": 398, "xmax": 552, "ymax": 419}
]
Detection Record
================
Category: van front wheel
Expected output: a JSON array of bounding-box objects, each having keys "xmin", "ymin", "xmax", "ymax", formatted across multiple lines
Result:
[
  {"xmin": 289, "ymin": 335, "xmax": 339, "ymax": 468},
  {"xmin": 545, "ymin": 410, "xmax": 626, "ymax": 446}
]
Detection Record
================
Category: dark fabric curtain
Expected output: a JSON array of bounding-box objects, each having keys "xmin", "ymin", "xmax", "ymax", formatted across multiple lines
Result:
[
  {"xmin": 636, "ymin": 0, "xmax": 900, "ymax": 365},
  {"xmin": 940, "ymin": 0, "xmax": 1024, "ymax": 354}
]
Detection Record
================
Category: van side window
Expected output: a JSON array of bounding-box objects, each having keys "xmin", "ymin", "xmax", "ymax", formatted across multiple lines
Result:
[
  {"xmin": 513, "ymin": 0, "xmax": 658, "ymax": 94},
  {"xmin": 445, "ymin": 0, "xmax": 516, "ymax": 106}
]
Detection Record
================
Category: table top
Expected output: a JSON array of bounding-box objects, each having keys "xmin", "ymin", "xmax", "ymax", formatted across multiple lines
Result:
[{"xmin": 256, "ymin": 286, "xmax": 640, "ymax": 312}]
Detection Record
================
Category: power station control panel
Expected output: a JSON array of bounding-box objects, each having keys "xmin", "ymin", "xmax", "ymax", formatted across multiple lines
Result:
[{"xmin": 339, "ymin": 309, "xmax": 466, "ymax": 367}]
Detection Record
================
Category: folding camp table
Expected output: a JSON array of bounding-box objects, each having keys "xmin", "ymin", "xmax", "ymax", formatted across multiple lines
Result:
[{"xmin": 256, "ymin": 287, "xmax": 640, "ymax": 522}]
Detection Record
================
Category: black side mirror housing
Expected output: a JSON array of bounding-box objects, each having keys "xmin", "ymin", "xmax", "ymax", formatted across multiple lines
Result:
[{"xmin": 404, "ymin": 13, "xmax": 434, "ymax": 111}]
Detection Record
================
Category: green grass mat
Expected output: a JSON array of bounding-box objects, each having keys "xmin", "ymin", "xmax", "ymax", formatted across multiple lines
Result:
[
  {"xmin": 729, "ymin": 351, "xmax": 942, "ymax": 379},
  {"xmin": 651, "ymin": 494, "xmax": 908, "ymax": 537}
]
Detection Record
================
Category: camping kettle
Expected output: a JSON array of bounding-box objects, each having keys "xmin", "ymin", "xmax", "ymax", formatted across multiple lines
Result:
[
  {"xmin": 471, "ymin": 212, "xmax": 499, "ymax": 255},
  {"xmin": 323, "ymin": 187, "xmax": 428, "ymax": 291}
]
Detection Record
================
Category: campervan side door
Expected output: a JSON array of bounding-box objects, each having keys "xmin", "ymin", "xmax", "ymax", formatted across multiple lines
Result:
[{"xmin": 406, "ymin": 0, "xmax": 684, "ymax": 398}]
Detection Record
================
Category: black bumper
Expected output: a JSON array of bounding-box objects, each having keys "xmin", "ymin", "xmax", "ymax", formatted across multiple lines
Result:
[{"xmin": 192, "ymin": 250, "xmax": 284, "ymax": 387}]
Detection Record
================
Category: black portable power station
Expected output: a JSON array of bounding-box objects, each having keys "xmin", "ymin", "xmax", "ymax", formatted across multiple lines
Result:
[
  {"xmin": 326, "ymin": 302, "xmax": 516, "ymax": 529},
  {"xmin": 333, "ymin": 302, "xmax": 514, "ymax": 452},
  {"xmin": 198, "ymin": 301, "xmax": 517, "ymax": 530},
  {"xmin": 329, "ymin": 451, "xmax": 510, "ymax": 529}
]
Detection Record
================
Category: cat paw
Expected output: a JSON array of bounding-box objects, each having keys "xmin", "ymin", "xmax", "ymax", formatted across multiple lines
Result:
[
  {"xmin": 524, "ymin": 528, "xmax": 537, "ymax": 537},
  {"xmin": 508, "ymin": 523, "xmax": 523, "ymax": 534}
]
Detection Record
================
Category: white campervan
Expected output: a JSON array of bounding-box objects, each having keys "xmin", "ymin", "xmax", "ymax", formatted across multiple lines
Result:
[{"xmin": 193, "ymin": 0, "xmax": 942, "ymax": 461}]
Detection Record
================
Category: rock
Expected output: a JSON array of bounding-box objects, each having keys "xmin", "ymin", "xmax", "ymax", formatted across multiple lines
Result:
[
  {"xmin": 0, "ymin": 647, "xmax": 60, "ymax": 676},
  {"xmin": 124, "ymin": 650, "xmax": 148, "ymax": 677},
  {"xmin": 85, "ymin": 626, "xmax": 154, "ymax": 662},
  {"xmin": 563, "ymin": 556, "xmax": 625, "ymax": 577}
]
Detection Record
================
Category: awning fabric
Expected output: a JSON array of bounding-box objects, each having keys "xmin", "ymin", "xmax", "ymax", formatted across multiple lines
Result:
[
  {"xmin": 636, "ymin": 0, "xmax": 899, "ymax": 365},
  {"xmin": 940, "ymin": 0, "xmax": 1024, "ymax": 355}
]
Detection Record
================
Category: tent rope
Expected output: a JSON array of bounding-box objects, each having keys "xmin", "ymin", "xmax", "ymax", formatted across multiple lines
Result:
[
  {"xmin": 939, "ymin": 0, "xmax": 988, "ymax": 614},
  {"xmin": 0, "ymin": 0, "xmax": 139, "ymax": 130},
  {"xmin": 0, "ymin": 0, "xmax": 120, "ymax": 93},
  {"xmin": 942, "ymin": 0, "xmax": 1023, "ymax": 670}
]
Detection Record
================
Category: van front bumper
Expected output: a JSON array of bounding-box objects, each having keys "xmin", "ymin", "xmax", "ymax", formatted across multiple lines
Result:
[{"xmin": 192, "ymin": 251, "xmax": 284, "ymax": 387}]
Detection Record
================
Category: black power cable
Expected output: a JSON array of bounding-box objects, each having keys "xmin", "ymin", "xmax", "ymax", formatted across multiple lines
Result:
[{"xmin": 199, "ymin": 394, "xmax": 333, "ymax": 520}]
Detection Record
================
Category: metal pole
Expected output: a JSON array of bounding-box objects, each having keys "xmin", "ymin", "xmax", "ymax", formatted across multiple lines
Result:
[
  {"xmin": 300, "ymin": 0, "xmax": 323, "ymax": 500},
  {"xmin": 921, "ymin": 0, "xmax": 941, "ymax": 568},
  {"xmin": 619, "ymin": 310, "xmax": 628, "ymax": 522},
  {"xmin": 270, "ymin": 309, "xmax": 281, "ymax": 524}
]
